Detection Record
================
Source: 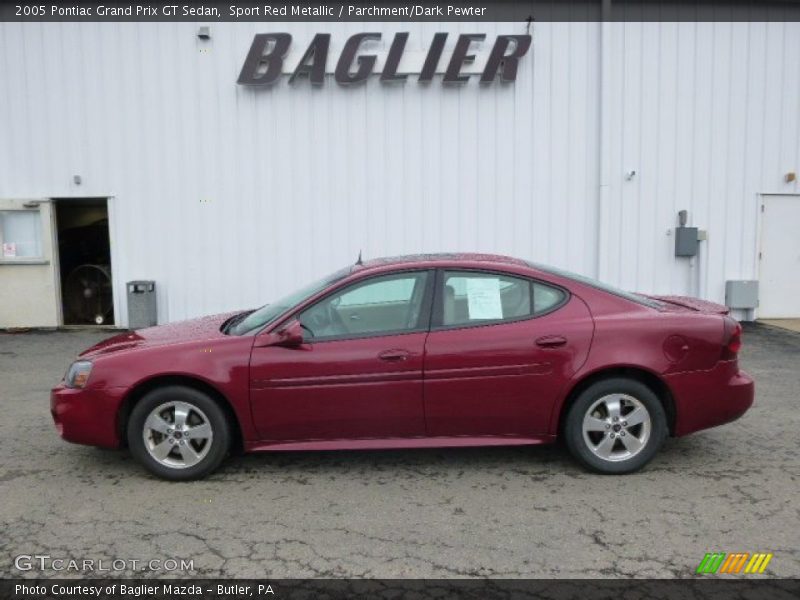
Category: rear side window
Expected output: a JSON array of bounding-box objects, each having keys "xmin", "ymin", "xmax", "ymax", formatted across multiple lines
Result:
[
  {"xmin": 441, "ymin": 271, "xmax": 566, "ymax": 327},
  {"xmin": 533, "ymin": 282, "xmax": 566, "ymax": 314},
  {"xmin": 527, "ymin": 261, "xmax": 663, "ymax": 309}
]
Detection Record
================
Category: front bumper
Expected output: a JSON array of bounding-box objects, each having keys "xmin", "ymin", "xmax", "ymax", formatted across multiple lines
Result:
[
  {"xmin": 666, "ymin": 361, "xmax": 755, "ymax": 436},
  {"xmin": 50, "ymin": 383, "xmax": 126, "ymax": 448}
]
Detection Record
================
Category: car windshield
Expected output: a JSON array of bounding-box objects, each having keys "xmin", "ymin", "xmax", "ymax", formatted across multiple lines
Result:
[
  {"xmin": 528, "ymin": 262, "xmax": 664, "ymax": 309},
  {"xmin": 227, "ymin": 267, "xmax": 350, "ymax": 336}
]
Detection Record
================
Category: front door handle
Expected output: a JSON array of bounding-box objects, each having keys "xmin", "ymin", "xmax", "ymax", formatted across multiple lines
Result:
[
  {"xmin": 378, "ymin": 349, "xmax": 411, "ymax": 361},
  {"xmin": 535, "ymin": 335, "xmax": 567, "ymax": 348}
]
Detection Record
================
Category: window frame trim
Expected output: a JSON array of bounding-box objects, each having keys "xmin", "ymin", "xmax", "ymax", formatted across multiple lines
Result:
[
  {"xmin": 0, "ymin": 207, "xmax": 45, "ymax": 261},
  {"xmin": 430, "ymin": 267, "xmax": 571, "ymax": 331},
  {"xmin": 292, "ymin": 268, "xmax": 436, "ymax": 344}
]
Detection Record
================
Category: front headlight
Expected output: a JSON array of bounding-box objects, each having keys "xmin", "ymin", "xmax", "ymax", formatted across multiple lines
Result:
[{"xmin": 65, "ymin": 360, "xmax": 93, "ymax": 389}]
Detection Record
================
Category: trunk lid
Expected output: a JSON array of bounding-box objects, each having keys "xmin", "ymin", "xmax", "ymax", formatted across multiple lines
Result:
[{"xmin": 646, "ymin": 295, "xmax": 730, "ymax": 315}]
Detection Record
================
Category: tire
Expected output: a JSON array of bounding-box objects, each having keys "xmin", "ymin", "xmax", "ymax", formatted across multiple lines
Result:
[
  {"xmin": 564, "ymin": 377, "xmax": 667, "ymax": 474},
  {"xmin": 127, "ymin": 386, "xmax": 230, "ymax": 481}
]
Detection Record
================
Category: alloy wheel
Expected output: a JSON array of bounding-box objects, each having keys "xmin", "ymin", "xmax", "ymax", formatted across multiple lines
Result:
[
  {"xmin": 581, "ymin": 393, "xmax": 652, "ymax": 462},
  {"xmin": 142, "ymin": 401, "xmax": 214, "ymax": 469}
]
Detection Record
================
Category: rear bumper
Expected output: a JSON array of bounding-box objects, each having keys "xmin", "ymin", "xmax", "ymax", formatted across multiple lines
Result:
[
  {"xmin": 51, "ymin": 384, "xmax": 126, "ymax": 448},
  {"xmin": 666, "ymin": 362, "xmax": 754, "ymax": 436}
]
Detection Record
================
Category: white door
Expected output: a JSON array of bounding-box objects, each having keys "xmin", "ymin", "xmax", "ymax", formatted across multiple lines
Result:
[{"xmin": 759, "ymin": 195, "xmax": 800, "ymax": 318}]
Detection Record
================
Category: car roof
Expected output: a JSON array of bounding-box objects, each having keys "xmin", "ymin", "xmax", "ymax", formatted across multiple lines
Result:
[{"xmin": 352, "ymin": 253, "xmax": 530, "ymax": 273}]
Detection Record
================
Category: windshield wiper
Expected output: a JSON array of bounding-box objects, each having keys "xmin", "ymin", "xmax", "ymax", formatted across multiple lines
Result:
[{"xmin": 223, "ymin": 311, "xmax": 252, "ymax": 335}]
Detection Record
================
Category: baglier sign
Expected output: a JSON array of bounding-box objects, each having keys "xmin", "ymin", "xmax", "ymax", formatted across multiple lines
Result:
[{"xmin": 237, "ymin": 32, "xmax": 532, "ymax": 86}]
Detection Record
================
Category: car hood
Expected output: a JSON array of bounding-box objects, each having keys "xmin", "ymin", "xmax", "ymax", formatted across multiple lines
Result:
[{"xmin": 79, "ymin": 311, "xmax": 240, "ymax": 358}]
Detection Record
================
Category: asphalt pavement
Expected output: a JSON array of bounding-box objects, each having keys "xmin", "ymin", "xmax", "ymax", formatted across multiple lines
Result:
[{"xmin": 0, "ymin": 323, "xmax": 797, "ymax": 578}]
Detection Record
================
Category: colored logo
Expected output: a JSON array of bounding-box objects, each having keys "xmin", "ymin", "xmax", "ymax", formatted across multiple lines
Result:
[{"xmin": 696, "ymin": 552, "xmax": 773, "ymax": 574}]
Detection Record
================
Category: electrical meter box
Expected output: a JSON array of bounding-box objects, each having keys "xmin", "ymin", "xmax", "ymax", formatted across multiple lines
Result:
[{"xmin": 675, "ymin": 227, "xmax": 699, "ymax": 257}]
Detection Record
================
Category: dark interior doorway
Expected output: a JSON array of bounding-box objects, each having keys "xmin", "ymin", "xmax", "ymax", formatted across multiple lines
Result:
[{"xmin": 54, "ymin": 198, "xmax": 114, "ymax": 326}]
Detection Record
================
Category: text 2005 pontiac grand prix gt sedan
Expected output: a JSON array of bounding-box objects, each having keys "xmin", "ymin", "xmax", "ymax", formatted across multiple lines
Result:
[{"xmin": 51, "ymin": 253, "xmax": 754, "ymax": 480}]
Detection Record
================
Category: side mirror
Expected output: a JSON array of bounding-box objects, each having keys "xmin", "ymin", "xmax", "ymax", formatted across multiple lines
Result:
[{"xmin": 272, "ymin": 319, "xmax": 304, "ymax": 348}]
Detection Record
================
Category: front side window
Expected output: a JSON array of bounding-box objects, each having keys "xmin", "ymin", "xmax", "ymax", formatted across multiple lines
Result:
[
  {"xmin": 441, "ymin": 271, "xmax": 566, "ymax": 327},
  {"xmin": 0, "ymin": 210, "xmax": 43, "ymax": 258},
  {"xmin": 299, "ymin": 271, "xmax": 430, "ymax": 340}
]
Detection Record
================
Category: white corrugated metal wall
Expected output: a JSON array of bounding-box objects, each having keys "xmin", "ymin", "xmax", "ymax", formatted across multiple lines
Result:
[
  {"xmin": 0, "ymin": 21, "xmax": 798, "ymax": 326},
  {"xmin": 598, "ymin": 21, "xmax": 800, "ymax": 317}
]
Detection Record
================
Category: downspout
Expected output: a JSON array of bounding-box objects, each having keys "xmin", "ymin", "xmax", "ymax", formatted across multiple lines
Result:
[{"xmin": 596, "ymin": 0, "xmax": 613, "ymax": 280}]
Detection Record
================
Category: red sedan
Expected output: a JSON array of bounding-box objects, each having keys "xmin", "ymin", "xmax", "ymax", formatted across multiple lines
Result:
[{"xmin": 51, "ymin": 254, "xmax": 754, "ymax": 480}]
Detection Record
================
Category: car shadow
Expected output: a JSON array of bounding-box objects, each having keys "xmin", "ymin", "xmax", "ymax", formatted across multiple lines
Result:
[
  {"xmin": 81, "ymin": 443, "xmax": 579, "ymax": 482},
  {"xmin": 218, "ymin": 443, "xmax": 577, "ymax": 479},
  {"xmin": 65, "ymin": 430, "xmax": 744, "ymax": 483}
]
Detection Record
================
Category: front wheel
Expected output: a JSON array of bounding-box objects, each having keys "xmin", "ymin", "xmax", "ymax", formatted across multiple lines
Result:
[
  {"xmin": 127, "ymin": 386, "xmax": 230, "ymax": 481},
  {"xmin": 564, "ymin": 378, "xmax": 667, "ymax": 474}
]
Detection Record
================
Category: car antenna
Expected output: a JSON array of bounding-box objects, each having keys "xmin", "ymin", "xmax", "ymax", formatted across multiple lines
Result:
[{"xmin": 355, "ymin": 250, "xmax": 363, "ymax": 266}]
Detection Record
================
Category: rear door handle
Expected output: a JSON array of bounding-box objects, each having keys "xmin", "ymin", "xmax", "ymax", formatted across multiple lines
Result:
[
  {"xmin": 378, "ymin": 349, "xmax": 411, "ymax": 361},
  {"xmin": 535, "ymin": 335, "xmax": 567, "ymax": 348}
]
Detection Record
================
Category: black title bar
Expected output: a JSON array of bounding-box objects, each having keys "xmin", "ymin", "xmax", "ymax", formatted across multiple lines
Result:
[
  {"xmin": 3, "ymin": 579, "xmax": 800, "ymax": 600},
  {"xmin": 2, "ymin": 1, "xmax": 800, "ymax": 22}
]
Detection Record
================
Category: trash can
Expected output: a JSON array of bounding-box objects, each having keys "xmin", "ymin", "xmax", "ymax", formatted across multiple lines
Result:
[{"xmin": 127, "ymin": 281, "xmax": 157, "ymax": 329}]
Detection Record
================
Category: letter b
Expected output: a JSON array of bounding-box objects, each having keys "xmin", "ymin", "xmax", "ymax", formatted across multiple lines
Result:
[{"xmin": 238, "ymin": 34, "xmax": 292, "ymax": 85}]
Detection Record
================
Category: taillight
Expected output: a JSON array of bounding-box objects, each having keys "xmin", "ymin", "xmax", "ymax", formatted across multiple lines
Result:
[{"xmin": 721, "ymin": 317, "xmax": 742, "ymax": 360}]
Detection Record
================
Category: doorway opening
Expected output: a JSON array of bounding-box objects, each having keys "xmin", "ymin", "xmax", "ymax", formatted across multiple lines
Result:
[{"xmin": 54, "ymin": 198, "xmax": 115, "ymax": 326}]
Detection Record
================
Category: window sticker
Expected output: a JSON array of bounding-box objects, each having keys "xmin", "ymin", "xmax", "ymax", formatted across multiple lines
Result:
[{"xmin": 466, "ymin": 277, "xmax": 503, "ymax": 320}]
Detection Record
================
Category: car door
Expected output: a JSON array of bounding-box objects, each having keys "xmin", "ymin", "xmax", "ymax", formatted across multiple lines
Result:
[
  {"xmin": 249, "ymin": 270, "xmax": 433, "ymax": 442},
  {"xmin": 423, "ymin": 269, "xmax": 593, "ymax": 438}
]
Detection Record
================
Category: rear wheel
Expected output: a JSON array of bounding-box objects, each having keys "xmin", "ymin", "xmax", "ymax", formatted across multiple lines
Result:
[
  {"xmin": 564, "ymin": 378, "xmax": 667, "ymax": 474},
  {"xmin": 128, "ymin": 386, "xmax": 230, "ymax": 480}
]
